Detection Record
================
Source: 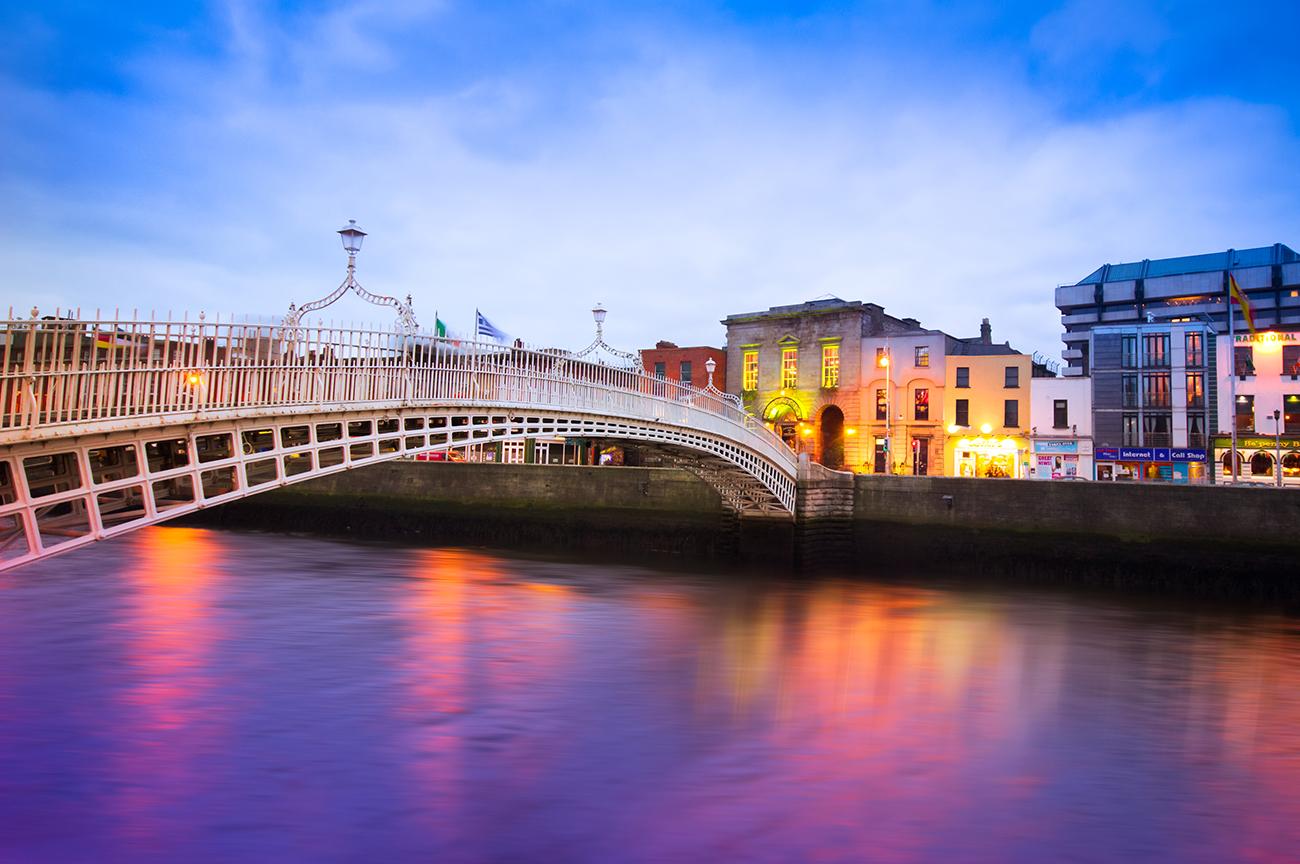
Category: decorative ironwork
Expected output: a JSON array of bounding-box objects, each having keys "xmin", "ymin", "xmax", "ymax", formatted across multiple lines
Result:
[
  {"xmin": 572, "ymin": 304, "xmax": 641, "ymax": 369},
  {"xmin": 284, "ymin": 221, "xmax": 418, "ymax": 335},
  {"xmin": 0, "ymin": 311, "xmax": 798, "ymax": 572}
]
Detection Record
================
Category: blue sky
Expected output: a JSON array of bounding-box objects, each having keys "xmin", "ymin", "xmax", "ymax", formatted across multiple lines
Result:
[{"xmin": 4, "ymin": 1, "xmax": 1299, "ymax": 356}]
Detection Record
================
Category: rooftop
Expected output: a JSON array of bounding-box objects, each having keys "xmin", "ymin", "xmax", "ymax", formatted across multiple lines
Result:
[{"xmin": 1075, "ymin": 243, "xmax": 1298, "ymax": 285}]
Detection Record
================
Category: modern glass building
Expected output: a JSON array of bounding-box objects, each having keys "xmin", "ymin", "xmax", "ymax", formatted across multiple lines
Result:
[
  {"xmin": 1056, "ymin": 244, "xmax": 1300, "ymax": 377},
  {"xmin": 1055, "ymin": 244, "xmax": 1300, "ymax": 483}
]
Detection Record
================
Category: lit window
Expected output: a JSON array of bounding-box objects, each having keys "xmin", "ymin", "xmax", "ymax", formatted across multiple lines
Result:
[
  {"xmin": 914, "ymin": 388, "xmax": 929, "ymax": 420},
  {"xmin": 742, "ymin": 350, "xmax": 758, "ymax": 391},
  {"xmin": 781, "ymin": 347, "xmax": 798, "ymax": 388},
  {"xmin": 914, "ymin": 346, "xmax": 929, "ymax": 367},
  {"xmin": 821, "ymin": 344, "xmax": 840, "ymax": 388}
]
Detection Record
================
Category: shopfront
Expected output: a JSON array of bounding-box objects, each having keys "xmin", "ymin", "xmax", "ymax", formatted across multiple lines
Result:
[
  {"xmin": 1094, "ymin": 447, "xmax": 1208, "ymax": 484},
  {"xmin": 1030, "ymin": 439, "xmax": 1093, "ymax": 480},
  {"xmin": 1211, "ymin": 435, "xmax": 1300, "ymax": 487},
  {"xmin": 951, "ymin": 435, "xmax": 1029, "ymax": 479}
]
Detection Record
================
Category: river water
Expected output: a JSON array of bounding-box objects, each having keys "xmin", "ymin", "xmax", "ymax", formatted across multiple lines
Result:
[{"xmin": 1, "ymin": 527, "xmax": 1298, "ymax": 863}]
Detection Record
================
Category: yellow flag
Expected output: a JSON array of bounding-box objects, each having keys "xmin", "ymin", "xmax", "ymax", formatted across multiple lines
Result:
[{"xmin": 1229, "ymin": 274, "xmax": 1256, "ymax": 336}]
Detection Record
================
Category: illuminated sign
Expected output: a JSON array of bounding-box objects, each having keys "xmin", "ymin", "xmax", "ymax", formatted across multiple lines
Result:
[
  {"xmin": 1234, "ymin": 331, "xmax": 1300, "ymax": 345},
  {"xmin": 1034, "ymin": 440, "xmax": 1078, "ymax": 454}
]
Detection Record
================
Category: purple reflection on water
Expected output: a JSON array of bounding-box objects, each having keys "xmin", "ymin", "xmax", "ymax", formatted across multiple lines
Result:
[{"xmin": 1, "ymin": 527, "xmax": 1298, "ymax": 863}]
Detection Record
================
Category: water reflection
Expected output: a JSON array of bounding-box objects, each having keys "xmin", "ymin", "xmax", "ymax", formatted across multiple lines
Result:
[{"xmin": 0, "ymin": 528, "xmax": 1297, "ymax": 863}]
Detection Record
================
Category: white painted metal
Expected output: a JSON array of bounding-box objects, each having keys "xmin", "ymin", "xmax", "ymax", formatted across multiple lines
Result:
[{"xmin": 0, "ymin": 313, "xmax": 798, "ymax": 571}]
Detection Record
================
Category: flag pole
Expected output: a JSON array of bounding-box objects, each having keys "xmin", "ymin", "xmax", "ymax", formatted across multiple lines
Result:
[{"xmin": 1228, "ymin": 271, "xmax": 1238, "ymax": 484}]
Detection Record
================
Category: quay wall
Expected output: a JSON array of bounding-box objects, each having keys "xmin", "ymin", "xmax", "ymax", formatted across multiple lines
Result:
[
  {"xmin": 190, "ymin": 461, "xmax": 1300, "ymax": 598},
  {"xmin": 191, "ymin": 462, "xmax": 793, "ymax": 565},
  {"xmin": 850, "ymin": 475, "xmax": 1300, "ymax": 598}
]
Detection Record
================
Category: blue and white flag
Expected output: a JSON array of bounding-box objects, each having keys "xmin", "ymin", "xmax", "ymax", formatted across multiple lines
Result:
[{"xmin": 475, "ymin": 310, "xmax": 508, "ymax": 342}]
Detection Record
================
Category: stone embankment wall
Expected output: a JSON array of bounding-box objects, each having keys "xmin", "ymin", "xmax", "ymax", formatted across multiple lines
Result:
[
  {"xmin": 193, "ymin": 462, "xmax": 793, "ymax": 565},
  {"xmin": 853, "ymin": 475, "xmax": 1300, "ymax": 597}
]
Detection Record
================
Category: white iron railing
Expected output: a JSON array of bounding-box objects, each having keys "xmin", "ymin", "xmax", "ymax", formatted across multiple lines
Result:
[{"xmin": 0, "ymin": 313, "xmax": 796, "ymax": 480}]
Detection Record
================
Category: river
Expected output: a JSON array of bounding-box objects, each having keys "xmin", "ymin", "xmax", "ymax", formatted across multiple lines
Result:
[{"xmin": 1, "ymin": 527, "xmax": 1298, "ymax": 863}]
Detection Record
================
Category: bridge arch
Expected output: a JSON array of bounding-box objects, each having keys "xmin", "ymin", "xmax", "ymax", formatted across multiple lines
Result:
[{"xmin": 1, "ymin": 314, "xmax": 798, "ymax": 570}]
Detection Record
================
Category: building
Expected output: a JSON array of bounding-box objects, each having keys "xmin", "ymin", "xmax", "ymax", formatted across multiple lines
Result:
[
  {"xmin": 1055, "ymin": 244, "xmax": 1300, "ymax": 377},
  {"xmin": 1028, "ymin": 376, "xmax": 1093, "ymax": 480},
  {"xmin": 639, "ymin": 341, "xmax": 726, "ymax": 391},
  {"xmin": 722, "ymin": 299, "xmax": 928, "ymax": 470},
  {"xmin": 1212, "ymin": 328, "xmax": 1300, "ymax": 486},
  {"xmin": 1085, "ymin": 321, "xmax": 1214, "ymax": 484},
  {"xmin": 861, "ymin": 325, "xmax": 951, "ymax": 475},
  {"xmin": 943, "ymin": 322, "xmax": 1035, "ymax": 478}
]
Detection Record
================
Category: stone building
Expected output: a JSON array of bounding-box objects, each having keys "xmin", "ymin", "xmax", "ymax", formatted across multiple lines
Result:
[{"xmin": 721, "ymin": 299, "xmax": 928, "ymax": 470}]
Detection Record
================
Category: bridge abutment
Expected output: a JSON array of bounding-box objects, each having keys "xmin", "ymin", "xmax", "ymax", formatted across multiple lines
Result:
[{"xmin": 794, "ymin": 456, "xmax": 855, "ymax": 571}]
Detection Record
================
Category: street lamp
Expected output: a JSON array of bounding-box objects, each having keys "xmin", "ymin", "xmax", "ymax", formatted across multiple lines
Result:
[
  {"xmin": 705, "ymin": 356, "xmax": 717, "ymax": 389},
  {"xmin": 878, "ymin": 348, "xmax": 891, "ymax": 473},
  {"xmin": 284, "ymin": 220, "xmax": 417, "ymax": 334},
  {"xmin": 338, "ymin": 219, "xmax": 367, "ymax": 257},
  {"xmin": 1272, "ymin": 408, "xmax": 1283, "ymax": 488}
]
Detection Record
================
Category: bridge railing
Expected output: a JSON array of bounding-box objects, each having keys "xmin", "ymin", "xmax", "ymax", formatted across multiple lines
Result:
[{"xmin": 0, "ymin": 315, "xmax": 795, "ymax": 472}]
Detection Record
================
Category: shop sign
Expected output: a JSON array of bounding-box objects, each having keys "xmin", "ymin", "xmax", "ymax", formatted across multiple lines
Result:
[
  {"xmin": 1034, "ymin": 440, "xmax": 1078, "ymax": 454},
  {"xmin": 1119, "ymin": 447, "xmax": 1153, "ymax": 461},
  {"xmin": 1211, "ymin": 435, "xmax": 1300, "ymax": 450},
  {"xmin": 1096, "ymin": 447, "xmax": 1120, "ymax": 460},
  {"xmin": 1169, "ymin": 448, "xmax": 1207, "ymax": 462},
  {"xmin": 1234, "ymin": 331, "xmax": 1299, "ymax": 345}
]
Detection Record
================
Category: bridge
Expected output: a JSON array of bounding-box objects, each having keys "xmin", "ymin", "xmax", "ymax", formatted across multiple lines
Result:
[{"xmin": 0, "ymin": 308, "xmax": 799, "ymax": 572}]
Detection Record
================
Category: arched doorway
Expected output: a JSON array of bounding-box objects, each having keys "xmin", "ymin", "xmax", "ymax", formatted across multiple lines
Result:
[
  {"xmin": 762, "ymin": 397, "xmax": 803, "ymax": 451},
  {"xmin": 819, "ymin": 405, "xmax": 845, "ymax": 469}
]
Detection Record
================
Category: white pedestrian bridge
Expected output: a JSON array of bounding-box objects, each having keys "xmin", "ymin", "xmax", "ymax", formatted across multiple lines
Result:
[{"xmin": 0, "ymin": 313, "xmax": 797, "ymax": 572}]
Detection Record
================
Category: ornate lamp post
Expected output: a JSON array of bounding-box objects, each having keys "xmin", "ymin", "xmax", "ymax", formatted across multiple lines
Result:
[
  {"xmin": 284, "ymin": 220, "xmax": 418, "ymax": 335},
  {"xmin": 705, "ymin": 356, "xmax": 717, "ymax": 389},
  {"xmin": 573, "ymin": 303, "xmax": 640, "ymax": 369},
  {"xmin": 878, "ymin": 348, "xmax": 891, "ymax": 473}
]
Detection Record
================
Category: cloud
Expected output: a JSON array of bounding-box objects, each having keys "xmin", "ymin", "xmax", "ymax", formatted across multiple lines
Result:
[{"xmin": 4, "ymin": 3, "xmax": 1299, "ymax": 361}]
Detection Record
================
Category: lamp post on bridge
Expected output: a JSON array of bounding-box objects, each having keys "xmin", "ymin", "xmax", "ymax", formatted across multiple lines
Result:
[
  {"xmin": 283, "ymin": 221, "xmax": 418, "ymax": 335},
  {"xmin": 1271, "ymin": 408, "xmax": 1283, "ymax": 488}
]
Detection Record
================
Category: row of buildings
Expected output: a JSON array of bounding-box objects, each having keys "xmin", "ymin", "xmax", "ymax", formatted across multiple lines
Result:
[{"xmin": 643, "ymin": 243, "xmax": 1300, "ymax": 487}]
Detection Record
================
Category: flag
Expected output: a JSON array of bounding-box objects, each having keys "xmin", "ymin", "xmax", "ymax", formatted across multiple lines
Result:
[
  {"xmin": 475, "ymin": 310, "xmax": 508, "ymax": 342},
  {"xmin": 95, "ymin": 330, "xmax": 134, "ymax": 349},
  {"xmin": 435, "ymin": 317, "xmax": 447, "ymax": 338},
  {"xmin": 1229, "ymin": 274, "xmax": 1256, "ymax": 336}
]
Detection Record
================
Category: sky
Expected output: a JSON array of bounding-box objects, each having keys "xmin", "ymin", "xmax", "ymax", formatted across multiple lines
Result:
[{"xmin": 3, "ymin": 1, "xmax": 1299, "ymax": 359}]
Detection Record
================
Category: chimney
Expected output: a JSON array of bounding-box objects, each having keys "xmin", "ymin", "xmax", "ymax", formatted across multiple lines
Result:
[{"xmin": 980, "ymin": 318, "xmax": 991, "ymax": 345}]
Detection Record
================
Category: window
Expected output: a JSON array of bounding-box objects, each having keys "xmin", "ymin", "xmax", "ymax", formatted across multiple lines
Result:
[
  {"xmin": 1284, "ymin": 452, "xmax": 1300, "ymax": 478},
  {"xmin": 1284, "ymin": 345, "xmax": 1300, "ymax": 378},
  {"xmin": 1121, "ymin": 335, "xmax": 1138, "ymax": 368},
  {"xmin": 1234, "ymin": 346, "xmax": 1254, "ymax": 377},
  {"xmin": 1122, "ymin": 414, "xmax": 1139, "ymax": 446},
  {"xmin": 1250, "ymin": 451, "xmax": 1274, "ymax": 477},
  {"xmin": 1053, "ymin": 399, "xmax": 1068, "ymax": 429},
  {"xmin": 954, "ymin": 399, "xmax": 969, "ymax": 427},
  {"xmin": 955, "ymin": 367, "xmax": 970, "ymax": 388},
  {"xmin": 914, "ymin": 346, "xmax": 929, "ymax": 367},
  {"xmin": 1186, "ymin": 372, "xmax": 1204, "ymax": 408},
  {"xmin": 1004, "ymin": 366, "xmax": 1019, "ymax": 388},
  {"xmin": 914, "ymin": 388, "xmax": 929, "ymax": 421},
  {"xmin": 821, "ymin": 344, "xmax": 840, "ymax": 388},
  {"xmin": 679, "ymin": 360, "xmax": 692, "ymax": 386},
  {"xmin": 875, "ymin": 389, "xmax": 887, "ymax": 421},
  {"xmin": 876, "ymin": 347, "xmax": 887, "ymax": 367},
  {"xmin": 1236, "ymin": 394, "xmax": 1255, "ymax": 432},
  {"xmin": 1142, "ymin": 372, "xmax": 1170, "ymax": 408},
  {"xmin": 1287, "ymin": 395, "xmax": 1300, "ymax": 434},
  {"xmin": 1185, "ymin": 332, "xmax": 1204, "ymax": 367},
  {"xmin": 654, "ymin": 361, "xmax": 666, "ymax": 379},
  {"xmin": 1143, "ymin": 414, "xmax": 1171, "ymax": 447},
  {"xmin": 1188, "ymin": 414, "xmax": 1206, "ymax": 448},
  {"xmin": 1142, "ymin": 333, "xmax": 1169, "ymax": 367},
  {"xmin": 781, "ymin": 347, "xmax": 798, "ymax": 388},
  {"xmin": 1122, "ymin": 374, "xmax": 1139, "ymax": 408},
  {"xmin": 742, "ymin": 350, "xmax": 758, "ymax": 391},
  {"xmin": 1003, "ymin": 399, "xmax": 1019, "ymax": 428}
]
